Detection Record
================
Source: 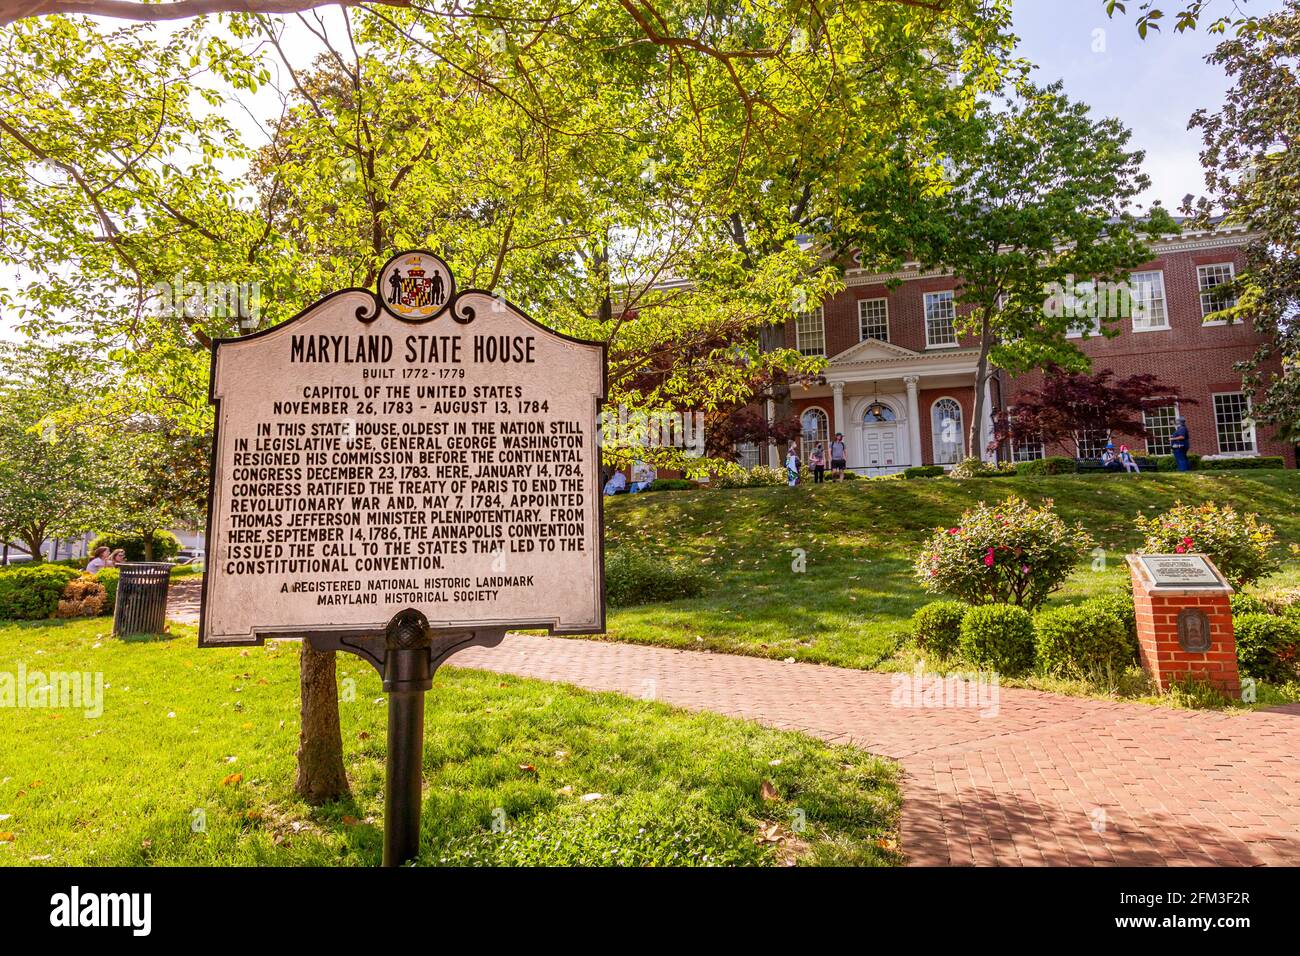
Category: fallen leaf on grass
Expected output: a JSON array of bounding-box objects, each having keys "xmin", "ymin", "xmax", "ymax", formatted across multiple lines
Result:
[
  {"xmin": 221, "ymin": 773, "xmax": 243, "ymax": 786},
  {"xmin": 518, "ymin": 764, "xmax": 536, "ymax": 774},
  {"xmin": 760, "ymin": 780, "xmax": 780, "ymax": 802},
  {"xmin": 358, "ymin": 731, "xmax": 370, "ymax": 740},
  {"xmin": 0, "ymin": 833, "xmax": 14, "ymax": 843},
  {"xmin": 579, "ymin": 792, "xmax": 603, "ymax": 803},
  {"xmin": 342, "ymin": 816, "xmax": 361, "ymax": 826}
]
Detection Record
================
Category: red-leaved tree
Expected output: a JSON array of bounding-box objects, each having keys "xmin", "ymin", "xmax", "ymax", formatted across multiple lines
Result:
[{"xmin": 994, "ymin": 367, "xmax": 1195, "ymax": 458}]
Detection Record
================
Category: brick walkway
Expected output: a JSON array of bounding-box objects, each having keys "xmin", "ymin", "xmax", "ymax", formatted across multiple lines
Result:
[
  {"xmin": 452, "ymin": 636, "xmax": 1300, "ymax": 866},
  {"xmin": 169, "ymin": 589, "xmax": 1300, "ymax": 865}
]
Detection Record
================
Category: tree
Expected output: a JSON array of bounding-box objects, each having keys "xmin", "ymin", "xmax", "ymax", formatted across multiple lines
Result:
[
  {"xmin": 993, "ymin": 367, "xmax": 1193, "ymax": 457},
  {"xmin": 96, "ymin": 430, "xmax": 207, "ymax": 560},
  {"xmin": 0, "ymin": 4, "xmax": 1014, "ymax": 802},
  {"xmin": 0, "ymin": 343, "xmax": 117, "ymax": 558},
  {"xmin": 1183, "ymin": 1, "xmax": 1300, "ymax": 440},
  {"xmin": 848, "ymin": 82, "xmax": 1175, "ymax": 460}
]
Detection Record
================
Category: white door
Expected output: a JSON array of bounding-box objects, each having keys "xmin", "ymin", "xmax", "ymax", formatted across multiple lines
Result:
[{"xmin": 862, "ymin": 424, "xmax": 901, "ymax": 471}]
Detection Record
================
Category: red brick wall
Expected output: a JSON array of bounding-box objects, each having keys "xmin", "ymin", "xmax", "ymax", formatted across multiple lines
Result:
[{"xmin": 777, "ymin": 240, "xmax": 1293, "ymax": 465}]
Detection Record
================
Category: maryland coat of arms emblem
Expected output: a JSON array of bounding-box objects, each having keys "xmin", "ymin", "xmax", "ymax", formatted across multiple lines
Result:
[{"xmin": 378, "ymin": 250, "xmax": 455, "ymax": 321}]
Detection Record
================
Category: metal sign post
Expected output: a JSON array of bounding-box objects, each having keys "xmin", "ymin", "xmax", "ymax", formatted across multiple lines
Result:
[{"xmin": 199, "ymin": 250, "xmax": 605, "ymax": 866}]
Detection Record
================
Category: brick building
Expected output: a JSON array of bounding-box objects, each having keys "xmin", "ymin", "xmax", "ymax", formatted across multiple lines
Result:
[{"xmin": 751, "ymin": 223, "xmax": 1295, "ymax": 473}]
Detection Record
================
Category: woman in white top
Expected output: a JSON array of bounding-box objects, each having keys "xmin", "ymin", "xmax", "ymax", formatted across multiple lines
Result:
[{"xmin": 85, "ymin": 547, "xmax": 111, "ymax": 574}]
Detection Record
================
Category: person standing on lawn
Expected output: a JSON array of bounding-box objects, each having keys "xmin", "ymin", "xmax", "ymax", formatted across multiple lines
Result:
[
  {"xmin": 1170, "ymin": 417, "xmax": 1192, "ymax": 471},
  {"xmin": 809, "ymin": 442, "xmax": 827, "ymax": 483},
  {"xmin": 829, "ymin": 432, "xmax": 847, "ymax": 480},
  {"xmin": 785, "ymin": 444, "xmax": 801, "ymax": 487}
]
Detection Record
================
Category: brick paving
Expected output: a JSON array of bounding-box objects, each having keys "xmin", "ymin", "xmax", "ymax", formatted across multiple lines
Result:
[
  {"xmin": 168, "ymin": 590, "xmax": 1300, "ymax": 865},
  {"xmin": 452, "ymin": 636, "xmax": 1300, "ymax": 867}
]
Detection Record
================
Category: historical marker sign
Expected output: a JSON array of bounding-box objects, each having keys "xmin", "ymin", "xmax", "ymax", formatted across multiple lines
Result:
[
  {"xmin": 1137, "ymin": 554, "xmax": 1225, "ymax": 589},
  {"xmin": 199, "ymin": 251, "xmax": 606, "ymax": 646}
]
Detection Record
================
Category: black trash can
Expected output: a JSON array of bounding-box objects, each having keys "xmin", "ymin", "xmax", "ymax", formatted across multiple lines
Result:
[{"xmin": 112, "ymin": 562, "xmax": 172, "ymax": 637}]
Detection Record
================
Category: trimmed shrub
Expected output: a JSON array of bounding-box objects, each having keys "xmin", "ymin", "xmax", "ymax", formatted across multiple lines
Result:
[
  {"xmin": 958, "ymin": 604, "xmax": 1036, "ymax": 675},
  {"xmin": 911, "ymin": 601, "xmax": 966, "ymax": 658},
  {"xmin": 98, "ymin": 568, "xmax": 120, "ymax": 616},
  {"xmin": 1229, "ymin": 593, "xmax": 1270, "ymax": 618},
  {"xmin": 1015, "ymin": 456, "xmax": 1076, "ymax": 476},
  {"xmin": 1089, "ymin": 590, "xmax": 1138, "ymax": 645},
  {"xmin": 716, "ymin": 466, "xmax": 788, "ymax": 489},
  {"xmin": 1199, "ymin": 456, "xmax": 1285, "ymax": 471},
  {"xmin": 605, "ymin": 549, "xmax": 707, "ymax": 607},
  {"xmin": 1152, "ymin": 453, "xmax": 1203, "ymax": 471},
  {"xmin": 647, "ymin": 478, "xmax": 696, "ymax": 492},
  {"xmin": 1034, "ymin": 601, "xmax": 1137, "ymax": 679},
  {"xmin": 915, "ymin": 495, "xmax": 1094, "ymax": 610},
  {"xmin": 904, "ymin": 465, "xmax": 945, "ymax": 479},
  {"xmin": 0, "ymin": 565, "xmax": 83, "ymax": 620},
  {"xmin": 1135, "ymin": 501, "xmax": 1279, "ymax": 588},
  {"xmin": 56, "ymin": 574, "xmax": 107, "ymax": 618},
  {"xmin": 1234, "ymin": 613, "xmax": 1300, "ymax": 684},
  {"xmin": 89, "ymin": 530, "xmax": 182, "ymax": 562}
]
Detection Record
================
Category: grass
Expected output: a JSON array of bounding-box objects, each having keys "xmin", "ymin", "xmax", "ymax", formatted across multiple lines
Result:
[
  {"xmin": 603, "ymin": 471, "xmax": 1300, "ymax": 704},
  {"xmin": 0, "ymin": 618, "xmax": 901, "ymax": 867}
]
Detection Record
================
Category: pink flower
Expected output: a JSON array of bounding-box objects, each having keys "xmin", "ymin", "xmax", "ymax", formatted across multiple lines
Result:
[
  {"xmin": 1175, "ymin": 545, "xmax": 1186, "ymax": 553},
  {"xmin": 947, "ymin": 527, "xmax": 961, "ymax": 535},
  {"xmin": 1021, "ymin": 565, "xmax": 1030, "ymax": 574},
  {"xmin": 984, "ymin": 548, "xmax": 995, "ymax": 567},
  {"xmin": 1182, "ymin": 537, "xmax": 1194, "ymax": 547}
]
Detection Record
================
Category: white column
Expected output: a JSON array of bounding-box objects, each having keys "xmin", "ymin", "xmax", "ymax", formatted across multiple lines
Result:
[
  {"xmin": 979, "ymin": 377, "xmax": 995, "ymax": 462},
  {"xmin": 766, "ymin": 398, "xmax": 779, "ymax": 468},
  {"xmin": 831, "ymin": 381, "xmax": 846, "ymax": 440},
  {"xmin": 904, "ymin": 375, "xmax": 922, "ymax": 467}
]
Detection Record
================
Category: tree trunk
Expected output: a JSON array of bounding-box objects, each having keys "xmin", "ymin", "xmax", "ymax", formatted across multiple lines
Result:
[
  {"xmin": 294, "ymin": 643, "xmax": 350, "ymax": 805},
  {"xmin": 969, "ymin": 314, "xmax": 993, "ymax": 461},
  {"xmin": 142, "ymin": 533, "xmax": 154, "ymax": 561}
]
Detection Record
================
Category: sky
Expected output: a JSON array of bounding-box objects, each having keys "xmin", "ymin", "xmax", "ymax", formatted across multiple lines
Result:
[
  {"xmin": 1012, "ymin": 0, "xmax": 1283, "ymax": 210},
  {"xmin": 0, "ymin": 1, "xmax": 1281, "ymax": 340}
]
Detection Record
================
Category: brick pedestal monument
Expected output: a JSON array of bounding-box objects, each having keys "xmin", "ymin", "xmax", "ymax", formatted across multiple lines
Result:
[{"xmin": 1126, "ymin": 553, "xmax": 1239, "ymax": 696}]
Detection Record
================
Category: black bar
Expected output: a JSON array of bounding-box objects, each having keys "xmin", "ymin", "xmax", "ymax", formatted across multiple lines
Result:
[{"xmin": 380, "ymin": 611, "xmax": 434, "ymax": 867}]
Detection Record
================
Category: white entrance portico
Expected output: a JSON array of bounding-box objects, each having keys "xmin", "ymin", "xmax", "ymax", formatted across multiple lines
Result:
[{"xmin": 818, "ymin": 339, "xmax": 987, "ymax": 474}]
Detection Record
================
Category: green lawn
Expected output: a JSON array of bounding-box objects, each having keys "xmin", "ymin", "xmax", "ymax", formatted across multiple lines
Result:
[
  {"xmin": 0, "ymin": 618, "xmax": 901, "ymax": 867},
  {"xmin": 603, "ymin": 472, "xmax": 1300, "ymax": 686}
]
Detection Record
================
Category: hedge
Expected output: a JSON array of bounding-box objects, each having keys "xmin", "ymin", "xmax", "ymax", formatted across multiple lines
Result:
[
  {"xmin": 1034, "ymin": 600, "xmax": 1138, "ymax": 679},
  {"xmin": 1198, "ymin": 456, "xmax": 1285, "ymax": 471},
  {"xmin": 0, "ymin": 565, "xmax": 84, "ymax": 620},
  {"xmin": 1014, "ymin": 456, "xmax": 1076, "ymax": 476},
  {"xmin": 904, "ymin": 465, "xmax": 945, "ymax": 479},
  {"xmin": 605, "ymin": 549, "xmax": 707, "ymax": 607},
  {"xmin": 958, "ymin": 604, "xmax": 1036, "ymax": 675},
  {"xmin": 1234, "ymin": 613, "xmax": 1300, "ymax": 684},
  {"xmin": 911, "ymin": 600, "xmax": 966, "ymax": 657},
  {"xmin": 647, "ymin": 478, "xmax": 696, "ymax": 492}
]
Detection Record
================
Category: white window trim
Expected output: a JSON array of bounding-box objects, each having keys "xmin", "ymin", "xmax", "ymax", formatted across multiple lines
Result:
[
  {"xmin": 923, "ymin": 291, "xmax": 959, "ymax": 349},
  {"xmin": 1212, "ymin": 391, "xmax": 1257, "ymax": 456},
  {"xmin": 930, "ymin": 395, "xmax": 965, "ymax": 465},
  {"xmin": 794, "ymin": 306, "xmax": 826, "ymax": 357},
  {"xmin": 858, "ymin": 297, "xmax": 890, "ymax": 343},
  {"xmin": 1142, "ymin": 401, "xmax": 1180, "ymax": 456},
  {"xmin": 799, "ymin": 405, "xmax": 830, "ymax": 459},
  {"xmin": 1129, "ymin": 269, "xmax": 1170, "ymax": 333},
  {"xmin": 1197, "ymin": 262, "xmax": 1236, "ymax": 326}
]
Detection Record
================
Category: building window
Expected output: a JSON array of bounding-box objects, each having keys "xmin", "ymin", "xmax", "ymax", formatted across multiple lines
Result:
[
  {"xmin": 795, "ymin": 307, "xmax": 825, "ymax": 357},
  {"xmin": 800, "ymin": 407, "xmax": 829, "ymax": 463},
  {"xmin": 736, "ymin": 442, "xmax": 761, "ymax": 470},
  {"xmin": 858, "ymin": 298, "xmax": 889, "ymax": 342},
  {"xmin": 931, "ymin": 397, "xmax": 964, "ymax": 464},
  {"xmin": 1012, "ymin": 436, "xmax": 1044, "ymax": 462},
  {"xmin": 863, "ymin": 401, "xmax": 897, "ymax": 423},
  {"xmin": 1197, "ymin": 263, "xmax": 1237, "ymax": 319},
  {"xmin": 1213, "ymin": 392, "xmax": 1256, "ymax": 454},
  {"xmin": 924, "ymin": 291, "xmax": 958, "ymax": 348},
  {"xmin": 1143, "ymin": 404, "xmax": 1179, "ymax": 455},
  {"xmin": 1074, "ymin": 429, "xmax": 1110, "ymax": 460},
  {"xmin": 1063, "ymin": 280, "xmax": 1103, "ymax": 338},
  {"xmin": 1130, "ymin": 270, "xmax": 1168, "ymax": 331}
]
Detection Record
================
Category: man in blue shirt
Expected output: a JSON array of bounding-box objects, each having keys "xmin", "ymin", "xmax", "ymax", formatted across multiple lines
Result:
[{"xmin": 1170, "ymin": 418, "xmax": 1191, "ymax": 471}]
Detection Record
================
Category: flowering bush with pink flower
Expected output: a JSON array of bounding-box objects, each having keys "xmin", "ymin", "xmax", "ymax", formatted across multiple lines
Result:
[
  {"xmin": 1135, "ymin": 501, "xmax": 1279, "ymax": 588},
  {"xmin": 914, "ymin": 495, "xmax": 1094, "ymax": 610}
]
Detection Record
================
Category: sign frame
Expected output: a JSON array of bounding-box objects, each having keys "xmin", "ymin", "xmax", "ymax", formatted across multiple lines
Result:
[{"xmin": 197, "ymin": 258, "xmax": 608, "ymax": 650}]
